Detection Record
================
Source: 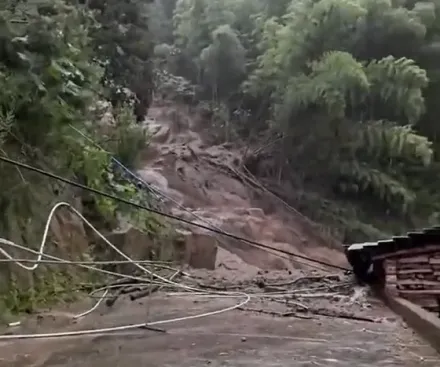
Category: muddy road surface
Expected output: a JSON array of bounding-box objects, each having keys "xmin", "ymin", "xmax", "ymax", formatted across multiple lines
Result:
[
  {"xmin": 1, "ymin": 271, "xmax": 439, "ymax": 367},
  {"xmin": 1, "ymin": 105, "xmax": 439, "ymax": 366}
]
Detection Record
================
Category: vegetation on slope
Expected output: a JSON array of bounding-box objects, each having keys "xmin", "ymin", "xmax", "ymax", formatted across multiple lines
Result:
[
  {"xmin": 148, "ymin": 0, "xmax": 440, "ymax": 242},
  {"xmin": 4, "ymin": 0, "xmax": 440, "ymax": 316},
  {"xmin": 0, "ymin": 0, "xmax": 167, "ymax": 318}
]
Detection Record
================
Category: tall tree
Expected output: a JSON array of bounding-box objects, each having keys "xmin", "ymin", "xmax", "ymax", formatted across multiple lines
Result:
[
  {"xmin": 87, "ymin": 0, "xmax": 154, "ymax": 121},
  {"xmin": 149, "ymin": 0, "xmax": 440, "ymax": 239},
  {"xmin": 199, "ymin": 24, "xmax": 246, "ymax": 101}
]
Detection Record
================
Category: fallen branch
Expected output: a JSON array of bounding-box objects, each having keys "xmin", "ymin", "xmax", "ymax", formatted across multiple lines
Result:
[
  {"xmin": 109, "ymin": 277, "xmax": 142, "ymax": 286},
  {"xmin": 285, "ymin": 281, "xmax": 352, "ymax": 295},
  {"xmin": 268, "ymin": 297, "xmax": 309, "ymax": 311},
  {"xmin": 291, "ymin": 293, "xmax": 342, "ymax": 299},
  {"xmin": 130, "ymin": 285, "xmax": 160, "ymax": 301},
  {"xmin": 267, "ymin": 275, "xmax": 341, "ymax": 287},
  {"xmin": 138, "ymin": 325, "xmax": 167, "ymax": 333},
  {"xmin": 237, "ymin": 307, "xmax": 313, "ymax": 319},
  {"xmin": 262, "ymin": 285, "xmax": 289, "ymax": 293},
  {"xmin": 131, "ymin": 270, "xmax": 182, "ymax": 301},
  {"xmin": 197, "ymin": 283, "xmax": 229, "ymax": 291},
  {"xmin": 120, "ymin": 286, "xmax": 143, "ymax": 294},
  {"xmin": 106, "ymin": 287, "xmax": 130, "ymax": 307},
  {"xmin": 298, "ymin": 308, "xmax": 377, "ymax": 323}
]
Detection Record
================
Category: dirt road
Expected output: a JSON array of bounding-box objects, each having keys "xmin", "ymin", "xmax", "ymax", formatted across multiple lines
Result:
[
  {"xmin": 1, "ymin": 271, "xmax": 439, "ymax": 367},
  {"xmin": 1, "ymin": 105, "xmax": 438, "ymax": 366}
]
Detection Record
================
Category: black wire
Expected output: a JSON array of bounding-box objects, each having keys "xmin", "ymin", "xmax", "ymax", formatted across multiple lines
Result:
[
  {"xmin": 69, "ymin": 127, "xmax": 331, "ymax": 272},
  {"xmin": 0, "ymin": 155, "xmax": 350, "ymax": 272}
]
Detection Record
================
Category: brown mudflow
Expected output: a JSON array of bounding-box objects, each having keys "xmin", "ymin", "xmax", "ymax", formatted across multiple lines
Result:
[{"xmin": 1, "ymin": 105, "xmax": 438, "ymax": 366}]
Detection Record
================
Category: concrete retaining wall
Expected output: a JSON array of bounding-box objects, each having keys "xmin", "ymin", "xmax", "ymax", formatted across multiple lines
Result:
[{"xmin": 380, "ymin": 290, "xmax": 440, "ymax": 353}]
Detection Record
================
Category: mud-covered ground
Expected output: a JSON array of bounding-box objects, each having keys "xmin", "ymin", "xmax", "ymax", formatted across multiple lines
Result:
[
  {"xmin": 1, "ymin": 105, "xmax": 438, "ymax": 366},
  {"xmin": 1, "ymin": 270, "xmax": 439, "ymax": 367}
]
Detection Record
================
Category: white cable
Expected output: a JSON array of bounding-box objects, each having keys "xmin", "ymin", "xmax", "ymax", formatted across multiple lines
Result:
[
  {"xmin": 0, "ymin": 238, "xmax": 342, "ymax": 300},
  {"xmin": 0, "ymin": 201, "xmax": 250, "ymax": 340},
  {"xmin": 0, "ymin": 202, "xmax": 214, "ymax": 293},
  {"xmin": 69, "ymin": 126, "xmax": 318, "ymax": 269},
  {"xmin": 73, "ymin": 289, "xmax": 109, "ymax": 319},
  {"xmin": 0, "ymin": 241, "xmax": 191, "ymax": 288},
  {"xmin": 0, "ymin": 293, "xmax": 250, "ymax": 340},
  {"xmin": 0, "ymin": 258, "xmax": 176, "ymax": 264},
  {"xmin": 0, "ymin": 239, "xmax": 154, "ymax": 283},
  {"xmin": 0, "ymin": 237, "xmax": 344, "ymax": 299},
  {"xmin": 0, "ymin": 258, "xmax": 189, "ymax": 277}
]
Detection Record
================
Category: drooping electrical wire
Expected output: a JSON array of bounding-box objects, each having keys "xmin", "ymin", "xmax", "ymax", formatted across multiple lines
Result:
[
  {"xmin": 0, "ymin": 155, "xmax": 350, "ymax": 272},
  {"xmin": 0, "ymin": 201, "xmax": 251, "ymax": 340},
  {"xmin": 69, "ymin": 124, "xmax": 331, "ymax": 271}
]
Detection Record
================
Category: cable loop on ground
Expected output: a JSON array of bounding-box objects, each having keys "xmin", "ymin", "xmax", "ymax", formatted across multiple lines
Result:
[
  {"xmin": 0, "ymin": 155, "xmax": 349, "ymax": 272},
  {"xmin": 0, "ymin": 201, "xmax": 250, "ymax": 340}
]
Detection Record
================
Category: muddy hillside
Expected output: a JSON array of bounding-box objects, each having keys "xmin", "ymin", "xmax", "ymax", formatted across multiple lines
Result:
[
  {"xmin": 136, "ymin": 103, "xmax": 347, "ymax": 272},
  {"xmin": 2, "ymin": 104, "xmax": 439, "ymax": 367}
]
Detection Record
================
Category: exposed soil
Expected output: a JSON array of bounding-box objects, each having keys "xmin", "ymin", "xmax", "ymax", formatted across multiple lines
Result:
[
  {"xmin": 0, "ymin": 104, "xmax": 438, "ymax": 366},
  {"xmin": 139, "ymin": 104, "xmax": 346, "ymax": 271},
  {"xmin": 1, "ymin": 270, "xmax": 439, "ymax": 366}
]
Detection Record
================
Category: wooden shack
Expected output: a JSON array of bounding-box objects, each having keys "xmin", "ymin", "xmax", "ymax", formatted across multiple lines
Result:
[{"xmin": 345, "ymin": 227, "xmax": 440, "ymax": 316}]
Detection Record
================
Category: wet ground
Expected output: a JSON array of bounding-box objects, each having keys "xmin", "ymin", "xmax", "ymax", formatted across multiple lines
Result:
[
  {"xmin": 1, "ymin": 274, "xmax": 439, "ymax": 367},
  {"xmin": 2, "ymin": 104, "xmax": 438, "ymax": 366}
]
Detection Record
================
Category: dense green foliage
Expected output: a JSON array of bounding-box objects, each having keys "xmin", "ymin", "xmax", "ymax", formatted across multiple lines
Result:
[
  {"xmin": 86, "ymin": 0, "xmax": 155, "ymax": 120},
  {"xmin": 0, "ymin": 0, "xmax": 159, "ymax": 315},
  {"xmin": 0, "ymin": 0, "xmax": 157, "ymax": 236},
  {"xmin": 149, "ymin": 0, "xmax": 440, "ymax": 241},
  {"xmin": 5, "ymin": 0, "xmax": 440, "ymax": 312}
]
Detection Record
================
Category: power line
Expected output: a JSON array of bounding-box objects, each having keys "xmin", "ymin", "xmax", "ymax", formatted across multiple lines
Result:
[
  {"xmin": 69, "ymin": 125, "xmax": 329, "ymax": 271},
  {"xmin": 69, "ymin": 124, "xmax": 161, "ymax": 199},
  {"xmin": 0, "ymin": 155, "xmax": 350, "ymax": 272}
]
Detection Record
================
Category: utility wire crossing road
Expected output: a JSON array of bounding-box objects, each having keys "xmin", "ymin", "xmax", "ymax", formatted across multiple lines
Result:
[{"xmin": 0, "ymin": 155, "xmax": 349, "ymax": 272}]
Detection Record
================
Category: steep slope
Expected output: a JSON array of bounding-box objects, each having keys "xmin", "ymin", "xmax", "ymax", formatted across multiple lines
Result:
[
  {"xmin": 2, "ymin": 104, "xmax": 440, "ymax": 367},
  {"xmin": 137, "ymin": 103, "xmax": 347, "ymax": 272}
]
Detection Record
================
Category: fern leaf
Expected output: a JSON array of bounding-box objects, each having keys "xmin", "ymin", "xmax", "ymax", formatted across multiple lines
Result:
[
  {"xmin": 365, "ymin": 56, "xmax": 428, "ymax": 123},
  {"xmin": 356, "ymin": 120, "xmax": 433, "ymax": 166},
  {"xmin": 339, "ymin": 161, "xmax": 416, "ymax": 213},
  {"xmin": 276, "ymin": 51, "xmax": 370, "ymax": 122}
]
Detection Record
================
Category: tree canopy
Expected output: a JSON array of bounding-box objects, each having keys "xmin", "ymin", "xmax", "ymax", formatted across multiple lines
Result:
[
  {"xmin": 4, "ymin": 0, "xmax": 440, "ymax": 246},
  {"xmin": 0, "ymin": 0, "xmax": 163, "ymax": 313},
  {"xmin": 149, "ymin": 0, "xmax": 440, "ymax": 241},
  {"xmin": 5, "ymin": 0, "xmax": 440, "ymax": 313}
]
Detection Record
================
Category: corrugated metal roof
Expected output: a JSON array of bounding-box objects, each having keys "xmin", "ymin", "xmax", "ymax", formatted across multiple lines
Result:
[{"xmin": 345, "ymin": 226, "xmax": 440, "ymax": 262}]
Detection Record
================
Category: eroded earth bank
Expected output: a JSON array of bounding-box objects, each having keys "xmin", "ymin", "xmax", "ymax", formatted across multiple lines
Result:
[{"xmin": 1, "ymin": 105, "xmax": 439, "ymax": 367}]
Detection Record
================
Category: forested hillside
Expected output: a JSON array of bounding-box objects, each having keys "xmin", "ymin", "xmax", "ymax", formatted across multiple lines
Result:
[
  {"xmin": 0, "ymin": 0, "xmax": 165, "ymax": 314},
  {"xmin": 3, "ymin": 0, "xmax": 440, "ymax": 314},
  {"xmin": 0, "ymin": 0, "xmax": 156, "ymax": 231},
  {"xmin": 149, "ymin": 0, "xmax": 440, "ymax": 241}
]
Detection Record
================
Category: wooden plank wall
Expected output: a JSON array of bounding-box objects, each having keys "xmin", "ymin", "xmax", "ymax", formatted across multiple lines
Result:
[{"xmin": 384, "ymin": 249, "xmax": 440, "ymax": 315}]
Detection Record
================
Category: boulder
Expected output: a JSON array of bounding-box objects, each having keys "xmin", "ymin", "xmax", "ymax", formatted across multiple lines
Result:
[
  {"xmin": 248, "ymin": 208, "xmax": 265, "ymax": 218},
  {"xmin": 153, "ymin": 126, "xmax": 171, "ymax": 144},
  {"xmin": 105, "ymin": 225, "xmax": 154, "ymax": 262},
  {"xmin": 175, "ymin": 229, "xmax": 218, "ymax": 270},
  {"xmin": 137, "ymin": 168, "xmax": 169, "ymax": 191}
]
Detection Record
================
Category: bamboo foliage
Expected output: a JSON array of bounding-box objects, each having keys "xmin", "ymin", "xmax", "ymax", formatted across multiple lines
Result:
[
  {"xmin": 365, "ymin": 56, "xmax": 428, "ymax": 124},
  {"xmin": 357, "ymin": 121, "xmax": 432, "ymax": 166},
  {"xmin": 259, "ymin": 46, "xmax": 433, "ymax": 212},
  {"xmin": 150, "ymin": 0, "xmax": 440, "ymax": 239}
]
